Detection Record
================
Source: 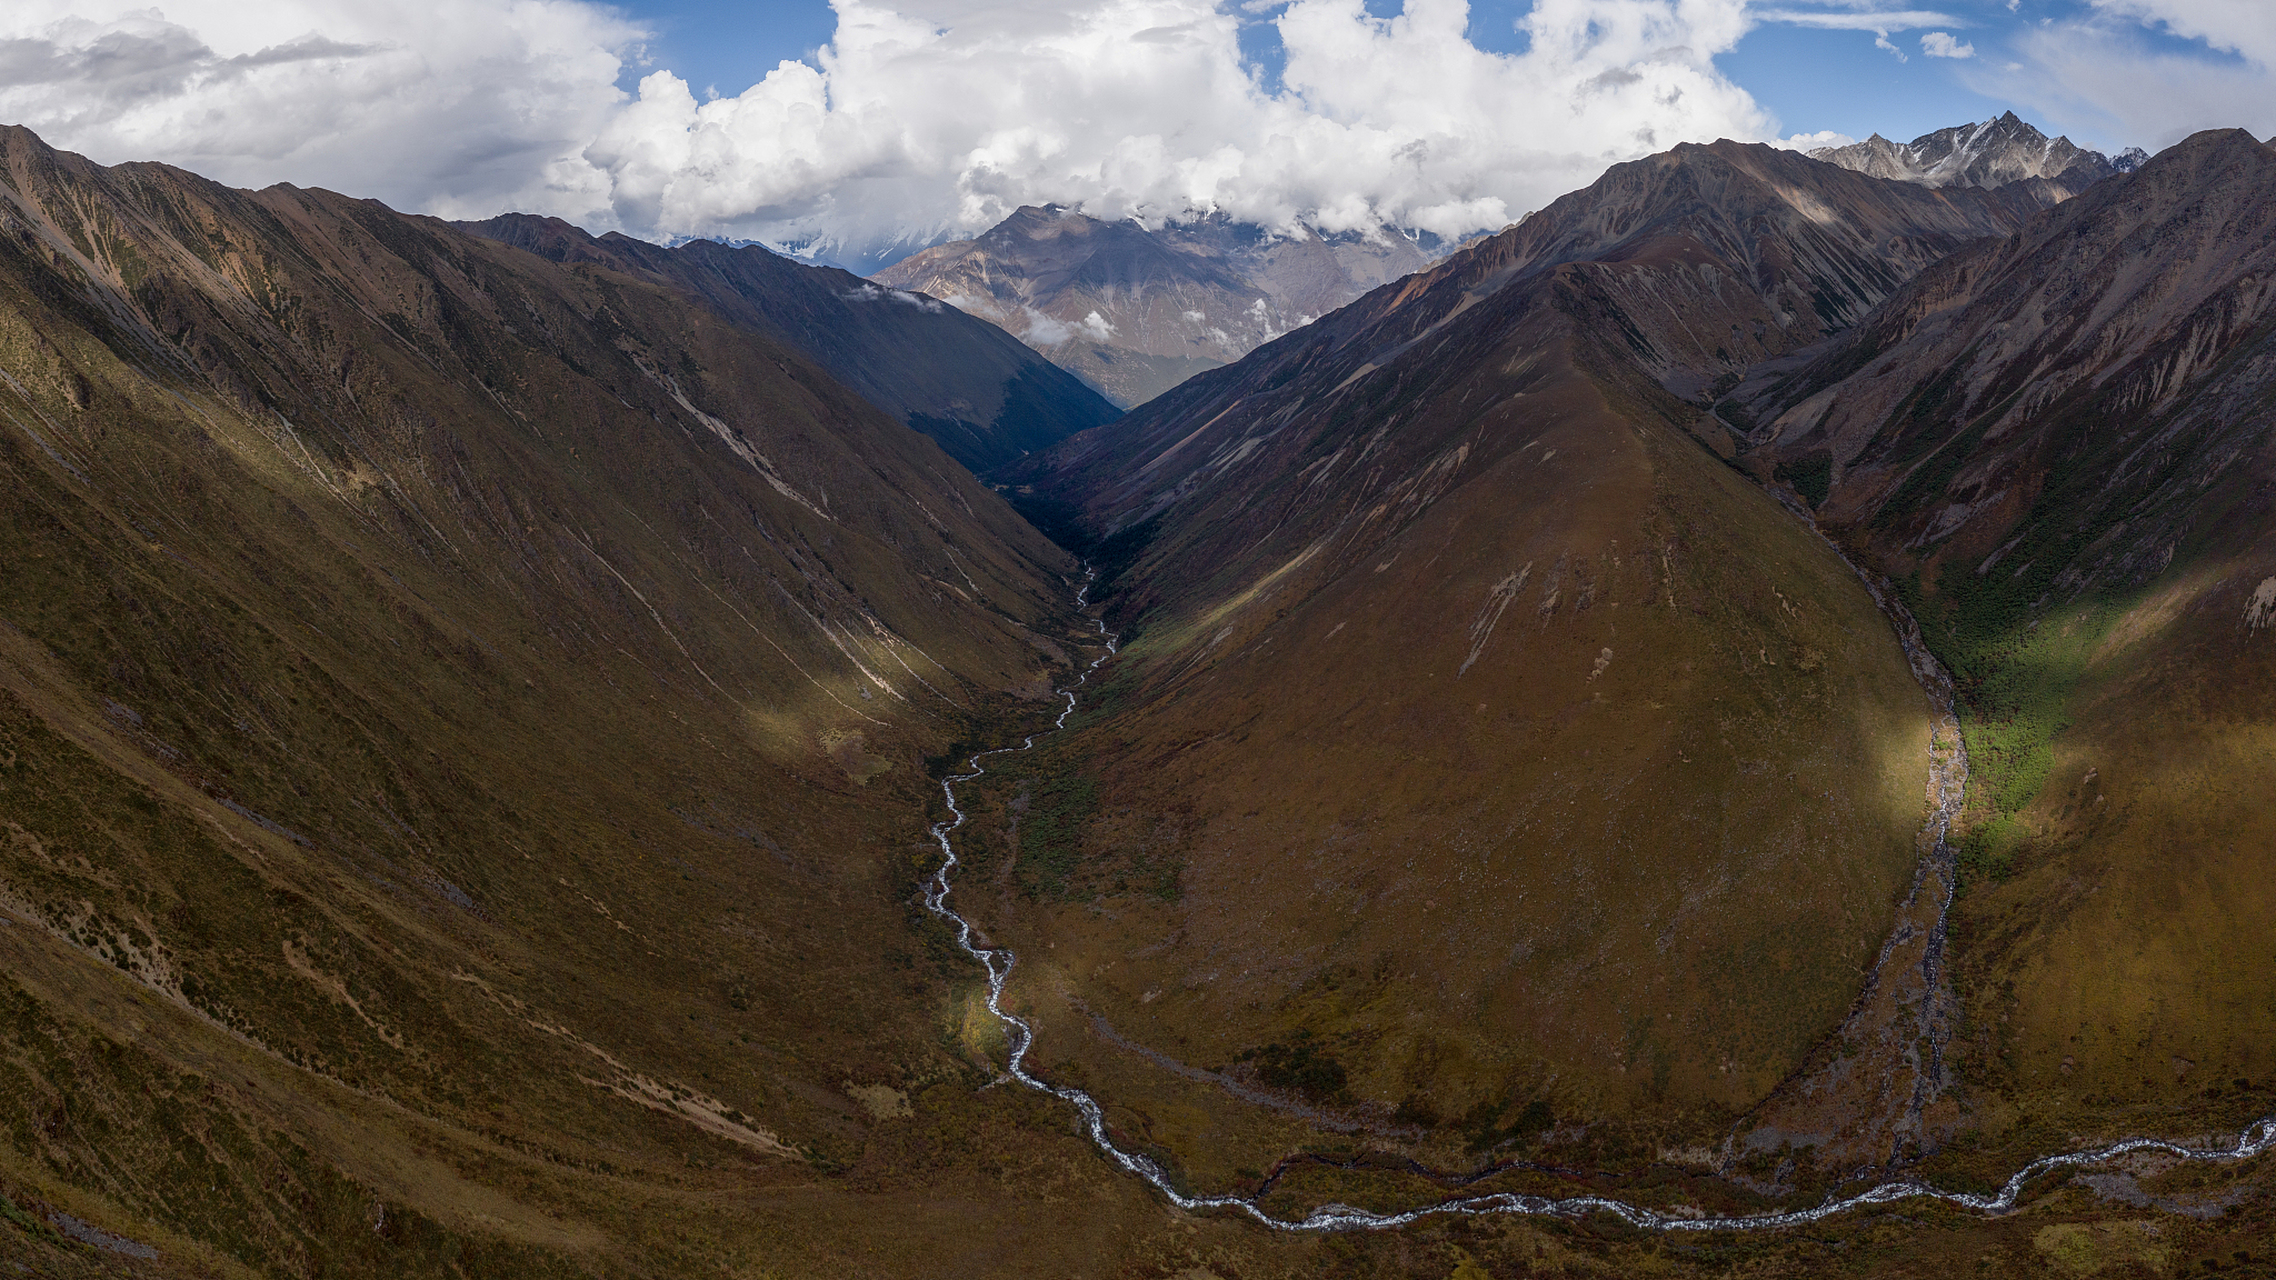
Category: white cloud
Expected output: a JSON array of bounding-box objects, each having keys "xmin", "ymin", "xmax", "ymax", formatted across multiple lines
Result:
[
  {"xmin": 1920, "ymin": 30, "xmax": 1975, "ymax": 57},
  {"xmin": 1772, "ymin": 128, "xmax": 1859, "ymax": 149},
  {"xmin": 1021, "ymin": 307, "xmax": 1075, "ymax": 345},
  {"xmin": 1980, "ymin": 3, "xmax": 2276, "ymax": 147},
  {"xmin": 841, "ymin": 283, "xmax": 945, "ymax": 311},
  {"xmin": 1752, "ymin": 8, "xmax": 1960, "ymax": 62},
  {"xmin": 1752, "ymin": 9, "xmax": 1958, "ymax": 30},
  {"xmin": 577, "ymin": 0, "xmax": 1774, "ymax": 261},
  {"xmin": 1078, "ymin": 310, "xmax": 1117, "ymax": 341},
  {"xmin": 0, "ymin": 1, "xmax": 638, "ymax": 217},
  {"xmin": 2087, "ymin": 0, "xmax": 2276, "ymax": 63}
]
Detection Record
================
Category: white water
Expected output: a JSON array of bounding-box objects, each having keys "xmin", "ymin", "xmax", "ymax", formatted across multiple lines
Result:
[{"xmin": 919, "ymin": 571, "xmax": 2276, "ymax": 1232}]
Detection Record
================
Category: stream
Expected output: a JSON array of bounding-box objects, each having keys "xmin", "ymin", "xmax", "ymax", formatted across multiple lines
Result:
[{"xmin": 919, "ymin": 567, "xmax": 2276, "ymax": 1232}]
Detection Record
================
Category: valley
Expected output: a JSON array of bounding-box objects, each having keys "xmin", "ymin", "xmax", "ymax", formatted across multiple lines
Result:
[
  {"xmin": 918, "ymin": 548, "xmax": 2276, "ymax": 1232},
  {"xmin": 0, "ymin": 112, "xmax": 2273, "ymax": 1280}
]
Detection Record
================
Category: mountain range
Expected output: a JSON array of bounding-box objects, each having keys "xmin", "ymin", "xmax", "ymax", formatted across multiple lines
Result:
[
  {"xmin": 874, "ymin": 205, "xmax": 1443, "ymax": 407},
  {"xmin": 1809, "ymin": 111, "xmax": 2147, "ymax": 193},
  {"xmin": 3, "ymin": 110, "xmax": 2275, "ymax": 1280}
]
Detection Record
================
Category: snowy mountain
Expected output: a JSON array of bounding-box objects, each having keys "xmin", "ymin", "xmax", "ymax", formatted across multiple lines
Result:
[
  {"xmin": 1809, "ymin": 111, "xmax": 2145, "ymax": 193},
  {"xmin": 872, "ymin": 206, "xmax": 1444, "ymax": 406}
]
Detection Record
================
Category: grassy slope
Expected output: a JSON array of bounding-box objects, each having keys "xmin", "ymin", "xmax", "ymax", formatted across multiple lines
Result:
[{"xmin": 0, "ymin": 127, "xmax": 1262, "ymax": 1276}]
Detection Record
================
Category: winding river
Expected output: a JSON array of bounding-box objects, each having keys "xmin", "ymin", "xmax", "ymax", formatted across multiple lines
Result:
[{"xmin": 919, "ymin": 571, "xmax": 2276, "ymax": 1232}]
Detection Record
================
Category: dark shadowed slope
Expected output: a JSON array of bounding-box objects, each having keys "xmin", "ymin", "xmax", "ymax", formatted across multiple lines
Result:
[
  {"xmin": 458, "ymin": 212, "xmax": 1120, "ymax": 473},
  {"xmin": 1742, "ymin": 128, "xmax": 2276, "ymax": 1123}
]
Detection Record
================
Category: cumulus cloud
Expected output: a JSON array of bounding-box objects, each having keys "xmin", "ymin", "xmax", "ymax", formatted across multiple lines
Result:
[
  {"xmin": 0, "ymin": 1, "xmax": 637, "ymax": 217},
  {"xmin": 1772, "ymin": 128, "xmax": 1859, "ymax": 149},
  {"xmin": 1020, "ymin": 307, "xmax": 1076, "ymax": 345},
  {"xmin": 1920, "ymin": 30, "xmax": 1973, "ymax": 57},
  {"xmin": 578, "ymin": 0, "xmax": 1773, "ymax": 262}
]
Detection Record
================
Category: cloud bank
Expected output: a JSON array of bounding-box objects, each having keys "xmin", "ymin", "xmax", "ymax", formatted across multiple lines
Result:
[
  {"xmin": 584, "ymin": 0, "xmax": 1772, "ymax": 262},
  {"xmin": 2, "ymin": 0, "xmax": 1787, "ymax": 263},
  {"xmin": 0, "ymin": 1, "xmax": 635, "ymax": 217}
]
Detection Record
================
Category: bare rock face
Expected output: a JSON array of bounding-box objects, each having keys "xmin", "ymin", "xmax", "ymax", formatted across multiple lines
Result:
[
  {"xmin": 1809, "ymin": 111, "xmax": 2140, "ymax": 196},
  {"xmin": 874, "ymin": 205, "xmax": 1436, "ymax": 407}
]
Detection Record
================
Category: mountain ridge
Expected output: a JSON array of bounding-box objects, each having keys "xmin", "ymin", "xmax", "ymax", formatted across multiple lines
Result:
[
  {"xmin": 455, "ymin": 211, "xmax": 1121, "ymax": 473},
  {"xmin": 1808, "ymin": 111, "xmax": 2144, "ymax": 195}
]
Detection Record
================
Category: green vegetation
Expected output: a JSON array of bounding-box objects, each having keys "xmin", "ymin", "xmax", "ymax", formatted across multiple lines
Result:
[
  {"xmin": 1014, "ymin": 768, "xmax": 1101, "ymax": 898},
  {"xmin": 1461, "ymin": 1095, "xmax": 1556, "ymax": 1154},
  {"xmin": 1772, "ymin": 453, "xmax": 1832, "ymax": 507},
  {"xmin": 1237, "ymin": 1032, "xmax": 1350, "ymax": 1102}
]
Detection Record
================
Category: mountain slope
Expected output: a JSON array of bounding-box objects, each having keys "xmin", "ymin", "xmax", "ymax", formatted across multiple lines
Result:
[
  {"xmin": 0, "ymin": 123, "xmax": 1179, "ymax": 1275},
  {"xmin": 457, "ymin": 213, "xmax": 1120, "ymax": 473},
  {"xmin": 937, "ymin": 141, "xmax": 2110, "ymax": 1192},
  {"xmin": 1741, "ymin": 128, "xmax": 2276, "ymax": 1119},
  {"xmin": 873, "ymin": 205, "xmax": 1434, "ymax": 407}
]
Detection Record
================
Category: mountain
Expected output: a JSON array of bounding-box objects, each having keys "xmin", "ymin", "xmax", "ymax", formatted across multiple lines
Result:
[
  {"xmin": 1809, "ymin": 111, "xmax": 2146, "ymax": 194},
  {"xmin": 1737, "ymin": 128, "xmax": 2276, "ymax": 1125},
  {"xmin": 958, "ymin": 139, "xmax": 2096, "ymax": 1196},
  {"xmin": 0, "ymin": 123, "xmax": 1162, "ymax": 1274},
  {"xmin": 456, "ymin": 213, "xmax": 1120, "ymax": 474},
  {"xmin": 872, "ymin": 205, "xmax": 1437, "ymax": 407}
]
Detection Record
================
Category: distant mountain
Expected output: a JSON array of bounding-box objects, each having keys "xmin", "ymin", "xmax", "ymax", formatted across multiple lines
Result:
[
  {"xmin": 872, "ymin": 205, "xmax": 1439, "ymax": 407},
  {"xmin": 1809, "ymin": 111, "xmax": 2146, "ymax": 194},
  {"xmin": 1739, "ymin": 129, "xmax": 2276, "ymax": 1121},
  {"xmin": 457, "ymin": 213, "xmax": 1119, "ymax": 473}
]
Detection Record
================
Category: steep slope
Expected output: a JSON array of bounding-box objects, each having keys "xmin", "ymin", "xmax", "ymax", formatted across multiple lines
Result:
[
  {"xmin": 0, "ymin": 124, "xmax": 1174, "ymax": 1275},
  {"xmin": 1740, "ymin": 128, "xmax": 2276, "ymax": 1124},
  {"xmin": 1809, "ymin": 112, "xmax": 2143, "ymax": 194},
  {"xmin": 941, "ymin": 141, "xmax": 2105, "ymax": 1194},
  {"xmin": 457, "ymin": 213, "xmax": 1120, "ymax": 473},
  {"xmin": 873, "ymin": 205, "xmax": 1433, "ymax": 407}
]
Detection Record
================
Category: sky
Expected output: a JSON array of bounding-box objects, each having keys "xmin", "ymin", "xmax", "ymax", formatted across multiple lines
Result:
[{"xmin": 0, "ymin": 0, "xmax": 2269, "ymax": 270}]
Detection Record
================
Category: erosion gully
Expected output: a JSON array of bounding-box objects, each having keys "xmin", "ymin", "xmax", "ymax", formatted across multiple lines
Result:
[{"xmin": 920, "ymin": 563, "xmax": 2276, "ymax": 1233}]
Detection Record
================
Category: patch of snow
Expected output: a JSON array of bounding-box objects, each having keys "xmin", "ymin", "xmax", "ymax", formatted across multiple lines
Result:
[{"xmin": 2246, "ymin": 576, "xmax": 2276, "ymax": 630}]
